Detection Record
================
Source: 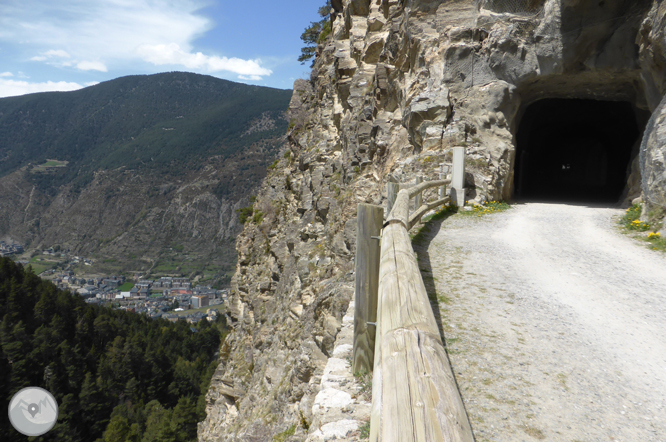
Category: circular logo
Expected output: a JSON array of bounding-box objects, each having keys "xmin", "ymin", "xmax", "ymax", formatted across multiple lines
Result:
[{"xmin": 8, "ymin": 387, "xmax": 58, "ymax": 436}]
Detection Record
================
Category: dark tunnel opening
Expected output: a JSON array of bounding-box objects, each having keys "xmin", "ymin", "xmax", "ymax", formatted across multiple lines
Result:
[{"xmin": 514, "ymin": 99, "xmax": 641, "ymax": 203}]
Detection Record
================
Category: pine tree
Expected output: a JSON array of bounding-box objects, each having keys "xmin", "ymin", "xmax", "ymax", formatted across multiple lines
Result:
[{"xmin": 298, "ymin": 1, "xmax": 333, "ymax": 66}]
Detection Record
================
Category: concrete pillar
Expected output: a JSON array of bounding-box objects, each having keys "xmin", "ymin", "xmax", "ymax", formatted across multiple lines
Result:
[{"xmin": 451, "ymin": 146, "xmax": 466, "ymax": 207}]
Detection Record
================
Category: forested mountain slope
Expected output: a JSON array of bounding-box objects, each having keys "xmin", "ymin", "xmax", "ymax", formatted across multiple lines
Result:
[
  {"xmin": 0, "ymin": 257, "xmax": 224, "ymax": 441},
  {"xmin": 0, "ymin": 72, "xmax": 292, "ymax": 282}
]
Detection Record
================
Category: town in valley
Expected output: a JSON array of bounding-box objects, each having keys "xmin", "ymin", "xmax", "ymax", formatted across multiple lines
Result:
[{"xmin": 3, "ymin": 240, "xmax": 228, "ymax": 324}]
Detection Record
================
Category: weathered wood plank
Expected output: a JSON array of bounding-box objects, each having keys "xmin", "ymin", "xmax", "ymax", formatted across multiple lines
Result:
[
  {"xmin": 414, "ymin": 176, "xmax": 423, "ymax": 211},
  {"xmin": 408, "ymin": 197, "xmax": 451, "ymax": 230},
  {"xmin": 386, "ymin": 182, "xmax": 400, "ymax": 218},
  {"xmin": 370, "ymin": 223, "xmax": 474, "ymax": 442},
  {"xmin": 353, "ymin": 204, "xmax": 384, "ymax": 375},
  {"xmin": 386, "ymin": 180, "xmax": 450, "ymax": 227}
]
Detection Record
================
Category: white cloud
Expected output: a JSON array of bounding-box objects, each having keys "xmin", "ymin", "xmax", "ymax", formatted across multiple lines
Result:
[
  {"xmin": 137, "ymin": 44, "xmax": 272, "ymax": 77},
  {"xmin": 0, "ymin": 72, "xmax": 13, "ymax": 77},
  {"xmin": 0, "ymin": 0, "xmax": 272, "ymax": 79},
  {"xmin": 0, "ymin": 78, "xmax": 84, "ymax": 98},
  {"xmin": 31, "ymin": 49, "xmax": 71, "ymax": 62},
  {"xmin": 238, "ymin": 75, "xmax": 263, "ymax": 81},
  {"xmin": 85, "ymin": 81, "xmax": 99, "ymax": 87},
  {"xmin": 44, "ymin": 49, "xmax": 70, "ymax": 58},
  {"xmin": 76, "ymin": 61, "xmax": 107, "ymax": 72}
]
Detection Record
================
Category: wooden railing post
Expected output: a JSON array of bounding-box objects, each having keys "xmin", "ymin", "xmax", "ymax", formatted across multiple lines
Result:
[
  {"xmin": 414, "ymin": 176, "xmax": 423, "ymax": 212},
  {"xmin": 386, "ymin": 182, "xmax": 399, "ymax": 218},
  {"xmin": 353, "ymin": 203, "xmax": 384, "ymax": 374}
]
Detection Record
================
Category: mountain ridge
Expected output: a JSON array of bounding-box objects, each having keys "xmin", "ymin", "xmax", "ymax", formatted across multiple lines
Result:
[{"xmin": 0, "ymin": 72, "xmax": 293, "ymax": 283}]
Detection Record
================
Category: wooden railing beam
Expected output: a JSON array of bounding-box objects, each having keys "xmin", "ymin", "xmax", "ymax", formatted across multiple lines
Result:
[
  {"xmin": 386, "ymin": 179, "xmax": 450, "ymax": 228},
  {"xmin": 370, "ymin": 223, "xmax": 474, "ymax": 442},
  {"xmin": 408, "ymin": 197, "xmax": 451, "ymax": 230}
]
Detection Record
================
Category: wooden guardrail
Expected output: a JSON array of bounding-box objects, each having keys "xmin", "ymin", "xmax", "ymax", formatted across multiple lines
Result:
[
  {"xmin": 353, "ymin": 148, "xmax": 471, "ymax": 441},
  {"xmin": 352, "ymin": 167, "xmax": 474, "ymax": 442},
  {"xmin": 370, "ymin": 179, "xmax": 473, "ymax": 442}
]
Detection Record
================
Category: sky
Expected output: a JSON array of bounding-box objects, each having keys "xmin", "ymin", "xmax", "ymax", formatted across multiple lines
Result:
[{"xmin": 0, "ymin": 0, "xmax": 325, "ymax": 98}]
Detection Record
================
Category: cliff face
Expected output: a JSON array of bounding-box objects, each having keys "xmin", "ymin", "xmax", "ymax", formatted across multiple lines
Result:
[{"xmin": 199, "ymin": 1, "xmax": 666, "ymax": 440}]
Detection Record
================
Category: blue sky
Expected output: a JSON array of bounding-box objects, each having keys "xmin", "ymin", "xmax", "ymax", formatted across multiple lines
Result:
[{"xmin": 0, "ymin": 0, "xmax": 324, "ymax": 97}]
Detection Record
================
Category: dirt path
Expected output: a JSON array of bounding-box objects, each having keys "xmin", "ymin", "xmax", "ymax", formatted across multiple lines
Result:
[{"xmin": 414, "ymin": 202, "xmax": 666, "ymax": 442}]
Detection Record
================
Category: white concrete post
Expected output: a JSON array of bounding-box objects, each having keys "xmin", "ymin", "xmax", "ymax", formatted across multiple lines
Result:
[{"xmin": 451, "ymin": 146, "xmax": 466, "ymax": 207}]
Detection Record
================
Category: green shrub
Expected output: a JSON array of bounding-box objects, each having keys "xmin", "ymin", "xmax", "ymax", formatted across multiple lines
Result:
[
  {"xmin": 252, "ymin": 211, "xmax": 264, "ymax": 224},
  {"xmin": 236, "ymin": 206, "xmax": 254, "ymax": 224}
]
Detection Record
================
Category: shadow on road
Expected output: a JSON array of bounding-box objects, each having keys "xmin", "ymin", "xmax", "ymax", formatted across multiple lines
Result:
[
  {"xmin": 411, "ymin": 206, "xmax": 457, "ymax": 344},
  {"xmin": 411, "ymin": 205, "xmax": 478, "ymax": 440}
]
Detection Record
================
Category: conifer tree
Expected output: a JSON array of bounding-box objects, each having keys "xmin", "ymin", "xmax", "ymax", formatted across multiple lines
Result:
[{"xmin": 298, "ymin": 1, "xmax": 332, "ymax": 66}]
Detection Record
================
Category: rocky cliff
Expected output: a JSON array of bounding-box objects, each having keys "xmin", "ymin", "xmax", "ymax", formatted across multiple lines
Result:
[{"xmin": 199, "ymin": 1, "xmax": 666, "ymax": 440}]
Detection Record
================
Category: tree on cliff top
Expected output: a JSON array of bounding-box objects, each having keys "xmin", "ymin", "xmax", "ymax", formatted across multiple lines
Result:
[{"xmin": 298, "ymin": 1, "xmax": 332, "ymax": 66}]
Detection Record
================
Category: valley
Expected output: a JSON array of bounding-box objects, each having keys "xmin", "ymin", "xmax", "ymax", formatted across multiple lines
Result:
[{"xmin": 0, "ymin": 72, "xmax": 293, "ymax": 287}]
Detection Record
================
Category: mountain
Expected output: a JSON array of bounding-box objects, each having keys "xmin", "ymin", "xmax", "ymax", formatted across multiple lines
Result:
[{"xmin": 0, "ymin": 72, "xmax": 292, "ymax": 283}]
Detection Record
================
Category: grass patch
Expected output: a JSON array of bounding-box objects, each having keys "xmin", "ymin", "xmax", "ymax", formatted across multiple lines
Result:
[
  {"xmin": 460, "ymin": 200, "xmax": 511, "ymax": 217},
  {"xmin": 358, "ymin": 420, "xmax": 370, "ymax": 439},
  {"xmin": 522, "ymin": 425, "xmax": 546, "ymax": 440},
  {"xmin": 118, "ymin": 282, "xmax": 135, "ymax": 291},
  {"xmin": 621, "ymin": 204, "xmax": 650, "ymax": 231},
  {"xmin": 273, "ymin": 424, "xmax": 296, "ymax": 442},
  {"xmin": 619, "ymin": 204, "xmax": 666, "ymax": 252},
  {"xmin": 354, "ymin": 370, "xmax": 372, "ymax": 400},
  {"xmin": 32, "ymin": 159, "xmax": 68, "ymax": 171},
  {"xmin": 645, "ymin": 232, "xmax": 666, "ymax": 251},
  {"xmin": 153, "ymin": 262, "xmax": 180, "ymax": 273},
  {"xmin": 27, "ymin": 263, "xmax": 51, "ymax": 275}
]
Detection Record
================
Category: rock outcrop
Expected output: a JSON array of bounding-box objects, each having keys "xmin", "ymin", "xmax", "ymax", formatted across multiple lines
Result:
[{"xmin": 199, "ymin": 1, "xmax": 666, "ymax": 440}]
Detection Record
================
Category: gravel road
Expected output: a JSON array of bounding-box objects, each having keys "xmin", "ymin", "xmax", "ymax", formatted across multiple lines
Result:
[{"xmin": 413, "ymin": 202, "xmax": 666, "ymax": 442}]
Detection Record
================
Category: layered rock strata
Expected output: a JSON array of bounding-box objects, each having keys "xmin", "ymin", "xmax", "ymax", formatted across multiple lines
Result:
[{"xmin": 199, "ymin": 1, "xmax": 666, "ymax": 440}]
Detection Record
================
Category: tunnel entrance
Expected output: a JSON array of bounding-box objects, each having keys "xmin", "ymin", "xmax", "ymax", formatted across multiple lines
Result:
[{"xmin": 514, "ymin": 99, "xmax": 641, "ymax": 202}]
